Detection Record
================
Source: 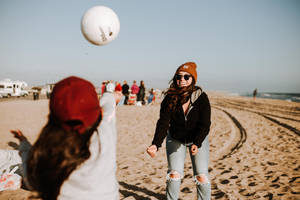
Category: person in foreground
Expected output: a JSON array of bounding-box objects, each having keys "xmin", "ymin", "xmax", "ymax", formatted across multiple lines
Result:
[
  {"xmin": 146, "ymin": 62, "xmax": 211, "ymax": 200},
  {"xmin": 11, "ymin": 76, "xmax": 120, "ymax": 200}
]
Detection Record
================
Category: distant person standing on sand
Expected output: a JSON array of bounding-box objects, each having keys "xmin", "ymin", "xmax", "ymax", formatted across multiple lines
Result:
[
  {"xmin": 253, "ymin": 88, "xmax": 257, "ymax": 100},
  {"xmin": 146, "ymin": 62, "xmax": 211, "ymax": 200},
  {"xmin": 106, "ymin": 81, "xmax": 115, "ymax": 93},
  {"xmin": 122, "ymin": 80, "xmax": 129, "ymax": 105},
  {"xmin": 137, "ymin": 80, "xmax": 146, "ymax": 105},
  {"xmin": 10, "ymin": 76, "xmax": 121, "ymax": 200},
  {"xmin": 115, "ymin": 81, "xmax": 122, "ymax": 92},
  {"xmin": 130, "ymin": 80, "xmax": 139, "ymax": 105},
  {"xmin": 131, "ymin": 80, "xmax": 139, "ymax": 95}
]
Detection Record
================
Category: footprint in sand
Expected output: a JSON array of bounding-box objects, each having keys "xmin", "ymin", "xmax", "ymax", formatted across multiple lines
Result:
[
  {"xmin": 181, "ymin": 187, "xmax": 192, "ymax": 193},
  {"xmin": 248, "ymin": 182, "xmax": 256, "ymax": 186},
  {"xmin": 184, "ymin": 174, "xmax": 192, "ymax": 178},
  {"xmin": 230, "ymin": 175, "xmax": 238, "ymax": 179},
  {"xmin": 244, "ymin": 191, "xmax": 256, "ymax": 197},
  {"xmin": 269, "ymin": 184, "xmax": 280, "ymax": 189},
  {"xmin": 239, "ymin": 189, "xmax": 246, "ymax": 193},
  {"xmin": 289, "ymin": 176, "xmax": 300, "ymax": 183},
  {"xmin": 271, "ymin": 177, "xmax": 279, "ymax": 183},
  {"xmin": 220, "ymin": 179, "xmax": 230, "ymax": 184},
  {"xmin": 267, "ymin": 161, "xmax": 277, "ymax": 166},
  {"xmin": 265, "ymin": 175, "xmax": 272, "ymax": 180},
  {"xmin": 212, "ymin": 191, "xmax": 225, "ymax": 199},
  {"xmin": 263, "ymin": 193, "xmax": 273, "ymax": 199},
  {"xmin": 220, "ymin": 170, "xmax": 231, "ymax": 175}
]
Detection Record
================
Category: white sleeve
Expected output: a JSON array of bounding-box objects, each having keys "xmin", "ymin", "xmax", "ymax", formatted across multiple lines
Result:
[{"xmin": 100, "ymin": 92, "xmax": 116, "ymax": 123}]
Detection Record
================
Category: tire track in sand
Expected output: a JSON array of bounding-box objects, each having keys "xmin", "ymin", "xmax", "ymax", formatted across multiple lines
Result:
[
  {"xmin": 212, "ymin": 106, "xmax": 248, "ymax": 160},
  {"xmin": 213, "ymin": 101, "xmax": 300, "ymax": 137},
  {"xmin": 210, "ymin": 107, "xmax": 248, "ymax": 199}
]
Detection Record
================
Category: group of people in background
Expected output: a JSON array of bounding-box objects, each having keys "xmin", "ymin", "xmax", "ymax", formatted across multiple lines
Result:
[{"xmin": 100, "ymin": 80, "xmax": 155, "ymax": 106}]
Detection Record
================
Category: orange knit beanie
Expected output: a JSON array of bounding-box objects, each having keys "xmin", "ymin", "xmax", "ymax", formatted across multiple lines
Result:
[{"xmin": 175, "ymin": 62, "xmax": 197, "ymax": 81}]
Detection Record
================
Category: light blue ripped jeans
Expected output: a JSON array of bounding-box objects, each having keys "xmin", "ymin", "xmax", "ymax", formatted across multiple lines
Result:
[{"xmin": 166, "ymin": 134, "xmax": 210, "ymax": 200}]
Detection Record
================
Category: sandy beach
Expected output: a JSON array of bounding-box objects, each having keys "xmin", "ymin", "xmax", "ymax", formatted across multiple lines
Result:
[{"xmin": 0, "ymin": 92, "xmax": 299, "ymax": 200}]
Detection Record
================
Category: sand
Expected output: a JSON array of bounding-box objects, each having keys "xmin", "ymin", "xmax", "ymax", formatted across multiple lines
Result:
[{"xmin": 0, "ymin": 92, "xmax": 299, "ymax": 200}]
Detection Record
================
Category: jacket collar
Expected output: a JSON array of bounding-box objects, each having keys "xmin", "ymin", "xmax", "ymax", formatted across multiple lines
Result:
[{"xmin": 190, "ymin": 87, "xmax": 203, "ymax": 104}]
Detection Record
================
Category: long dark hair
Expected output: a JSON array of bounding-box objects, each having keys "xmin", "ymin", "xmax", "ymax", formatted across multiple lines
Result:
[
  {"xmin": 27, "ymin": 114, "xmax": 102, "ymax": 200},
  {"xmin": 165, "ymin": 73, "xmax": 200, "ymax": 112}
]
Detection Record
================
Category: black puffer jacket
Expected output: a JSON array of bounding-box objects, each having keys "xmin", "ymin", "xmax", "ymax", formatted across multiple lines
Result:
[{"xmin": 151, "ymin": 89, "xmax": 211, "ymax": 149}]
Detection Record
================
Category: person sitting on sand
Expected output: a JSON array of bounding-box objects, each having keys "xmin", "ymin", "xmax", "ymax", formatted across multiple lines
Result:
[
  {"xmin": 10, "ymin": 76, "xmax": 121, "ymax": 200},
  {"xmin": 146, "ymin": 62, "xmax": 211, "ymax": 200},
  {"xmin": 147, "ymin": 88, "xmax": 155, "ymax": 105}
]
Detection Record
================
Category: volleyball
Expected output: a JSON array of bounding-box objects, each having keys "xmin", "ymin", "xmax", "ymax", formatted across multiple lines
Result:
[{"xmin": 81, "ymin": 6, "xmax": 120, "ymax": 46}]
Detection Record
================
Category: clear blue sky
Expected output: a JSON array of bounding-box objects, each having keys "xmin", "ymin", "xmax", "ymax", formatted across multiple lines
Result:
[{"xmin": 1, "ymin": 0, "xmax": 300, "ymax": 93}]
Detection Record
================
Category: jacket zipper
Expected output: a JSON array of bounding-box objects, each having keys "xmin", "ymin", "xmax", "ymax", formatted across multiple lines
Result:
[{"xmin": 183, "ymin": 98, "xmax": 193, "ymax": 144}]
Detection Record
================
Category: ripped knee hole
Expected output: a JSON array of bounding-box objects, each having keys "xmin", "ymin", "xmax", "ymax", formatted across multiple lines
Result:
[
  {"xmin": 194, "ymin": 174, "xmax": 209, "ymax": 184},
  {"xmin": 167, "ymin": 171, "xmax": 181, "ymax": 181}
]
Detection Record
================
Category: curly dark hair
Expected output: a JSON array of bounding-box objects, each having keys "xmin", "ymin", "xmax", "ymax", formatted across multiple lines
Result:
[
  {"xmin": 165, "ymin": 73, "xmax": 200, "ymax": 112},
  {"xmin": 27, "ymin": 114, "xmax": 102, "ymax": 200}
]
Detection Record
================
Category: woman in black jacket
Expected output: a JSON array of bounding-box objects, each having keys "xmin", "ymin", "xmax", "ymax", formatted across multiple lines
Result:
[
  {"xmin": 146, "ymin": 62, "xmax": 211, "ymax": 200},
  {"xmin": 137, "ymin": 80, "xmax": 146, "ymax": 105}
]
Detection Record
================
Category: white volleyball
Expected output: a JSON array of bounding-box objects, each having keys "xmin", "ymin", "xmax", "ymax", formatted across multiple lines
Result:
[{"xmin": 81, "ymin": 6, "xmax": 120, "ymax": 46}]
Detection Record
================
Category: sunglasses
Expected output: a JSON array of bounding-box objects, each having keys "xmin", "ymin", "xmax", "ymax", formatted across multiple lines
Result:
[{"xmin": 175, "ymin": 74, "xmax": 191, "ymax": 81}]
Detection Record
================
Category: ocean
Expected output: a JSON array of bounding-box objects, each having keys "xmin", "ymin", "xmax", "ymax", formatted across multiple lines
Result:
[{"xmin": 241, "ymin": 92, "xmax": 300, "ymax": 103}]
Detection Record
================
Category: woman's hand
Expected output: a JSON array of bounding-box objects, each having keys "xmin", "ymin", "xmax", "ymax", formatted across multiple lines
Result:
[
  {"xmin": 190, "ymin": 144, "xmax": 198, "ymax": 155},
  {"xmin": 146, "ymin": 145, "xmax": 158, "ymax": 158},
  {"xmin": 10, "ymin": 129, "xmax": 27, "ymax": 142}
]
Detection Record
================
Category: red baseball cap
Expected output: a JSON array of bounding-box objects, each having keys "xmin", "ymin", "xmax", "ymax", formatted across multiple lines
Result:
[{"xmin": 50, "ymin": 76, "xmax": 101, "ymax": 134}]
